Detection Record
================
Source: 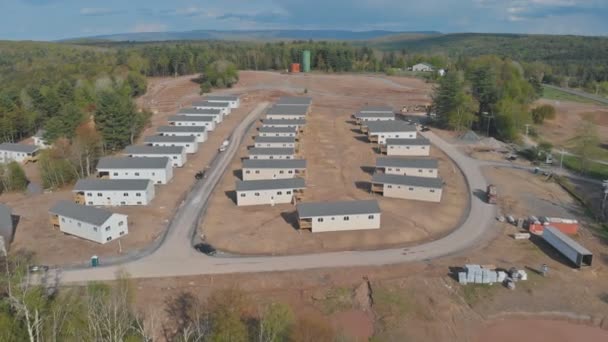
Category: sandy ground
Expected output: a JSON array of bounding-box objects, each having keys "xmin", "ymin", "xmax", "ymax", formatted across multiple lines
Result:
[
  {"xmin": 201, "ymin": 72, "xmax": 466, "ymax": 254},
  {"xmin": 475, "ymin": 319, "xmax": 608, "ymax": 342}
]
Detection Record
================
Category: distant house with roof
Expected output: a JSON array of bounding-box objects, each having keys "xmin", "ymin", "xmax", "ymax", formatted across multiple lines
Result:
[
  {"xmin": 265, "ymin": 105, "xmax": 309, "ymax": 120},
  {"xmin": 371, "ymin": 174, "xmax": 443, "ymax": 202},
  {"xmin": 32, "ymin": 129, "xmax": 50, "ymax": 149},
  {"xmin": 73, "ymin": 179, "xmax": 155, "ymax": 206},
  {"xmin": 366, "ymin": 121, "xmax": 417, "ymax": 144},
  {"xmin": 96, "ymin": 157, "xmax": 173, "ymax": 184},
  {"xmin": 204, "ymin": 95, "xmax": 240, "ymax": 108},
  {"xmin": 382, "ymin": 137, "xmax": 431, "ymax": 156},
  {"xmin": 0, "ymin": 143, "xmax": 39, "ymax": 164},
  {"xmin": 248, "ymin": 148, "xmax": 296, "ymax": 160},
  {"xmin": 375, "ymin": 157, "xmax": 439, "ymax": 178},
  {"xmin": 156, "ymin": 126, "xmax": 208, "ymax": 143},
  {"xmin": 354, "ymin": 112, "xmax": 395, "ymax": 124},
  {"xmin": 258, "ymin": 126, "xmax": 298, "ymax": 138},
  {"xmin": 358, "ymin": 105, "xmax": 393, "ymax": 114},
  {"xmin": 276, "ymin": 96, "xmax": 312, "ymax": 107},
  {"xmin": 254, "ymin": 136, "xmax": 297, "ymax": 149},
  {"xmin": 177, "ymin": 108, "xmax": 224, "ymax": 124},
  {"xmin": 49, "ymin": 201, "xmax": 128, "ymax": 244},
  {"xmin": 192, "ymin": 101, "xmax": 231, "ymax": 115},
  {"xmin": 235, "ymin": 178, "xmax": 305, "ymax": 206},
  {"xmin": 168, "ymin": 115, "xmax": 217, "ymax": 131},
  {"xmin": 296, "ymin": 200, "xmax": 381, "ymax": 233},
  {"xmin": 261, "ymin": 118, "xmax": 306, "ymax": 131},
  {"xmin": 143, "ymin": 135, "xmax": 198, "ymax": 154},
  {"xmin": 125, "ymin": 145, "xmax": 187, "ymax": 168},
  {"xmin": 242, "ymin": 159, "xmax": 306, "ymax": 181},
  {"xmin": 412, "ymin": 63, "xmax": 434, "ymax": 72}
]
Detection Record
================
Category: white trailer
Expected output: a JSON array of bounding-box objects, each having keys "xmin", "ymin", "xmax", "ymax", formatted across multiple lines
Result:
[{"xmin": 543, "ymin": 226, "xmax": 593, "ymax": 267}]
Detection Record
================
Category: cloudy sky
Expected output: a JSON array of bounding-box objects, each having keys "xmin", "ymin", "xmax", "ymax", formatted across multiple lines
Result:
[{"xmin": 2, "ymin": 0, "xmax": 607, "ymax": 40}]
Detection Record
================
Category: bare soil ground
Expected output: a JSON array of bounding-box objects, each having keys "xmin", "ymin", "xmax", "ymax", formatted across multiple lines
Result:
[{"xmin": 201, "ymin": 72, "xmax": 466, "ymax": 254}]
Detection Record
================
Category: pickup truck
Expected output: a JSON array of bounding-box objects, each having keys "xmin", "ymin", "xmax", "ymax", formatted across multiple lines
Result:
[{"xmin": 218, "ymin": 139, "xmax": 230, "ymax": 152}]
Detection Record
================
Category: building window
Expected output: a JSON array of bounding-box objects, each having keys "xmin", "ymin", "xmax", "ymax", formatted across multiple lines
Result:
[
  {"xmin": 430, "ymin": 189, "xmax": 436, "ymax": 193},
  {"xmin": 137, "ymin": 201, "xmax": 142, "ymax": 205},
  {"xmin": 105, "ymin": 226, "xmax": 111, "ymax": 231},
  {"xmin": 343, "ymin": 216, "xmax": 350, "ymax": 221},
  {"xmin": 120, "ymin": 231, "xmax": 125, "ymax": 235},
  {"xmin": 87, "ymin": 192, "xmax": 92, "ymax": 196},
  {"xmin": 240, "ymin": 193, "xmax": 246, "ymax": 197},
  {"xmin": 88, "ymin": 201, "xmax": 93, "ymax": 205},
  {"xmin": 152, "ymin": 172, "xmax": 156, "ymax": 176},
  {"xmin": 254, "ymin": 192, "xmax": 260, "ymax": 196},
  {"xmin": 245, "ymin": 170, "xmax": 251, "ymax": 174},
  {"xmin": 318, "ymin": 218, "xmax": 324, "ymax": 222},
  {"xmin": 94, "ymin": 227, "xmax": 98, "ymax": 232},
  {"xmin": 97, "ymin": 193, "xmax": 102, "ymax": 197},
  {"xmin": 409, "ymin": 187, "xmax": 414, "ymax": 191},
  {"xmin": 135, "ymin": 172, "xmax": 140, "ymax": 176},
  {"xmin": 288, "ymin": 170, "xmax": 293, "ymax": 174},
  {"xmin": 136, "ymin": 193, "xmax": 141, "ymax": 197},
  {"xmin": 120, "ymin": 201, "xmax": 126, "ymax": 205},
  {"xmin": 255, "ymin": 170, "xmax": 260, "ymax": 174},
  {"xmin": 277, "ymin": 191, "xmax": 282, "ymax": 195},
  {"xmin": 173, "ymin": 156, "xmax": 177, "ymax": 159},
  {"xmin": 387, "ymin": 185, "xmax": 392, "ymax": 189},
  {"xmin": 61, "ymin": 218, "xmax": 65, "ymax": 222},
  {"xmin": 418, "ymin": 169, "xmax": 422, "ymax": 173},
  {"xmin": 113, "ymin": 172, "xmax": 118, "ymax": 176},
  {"xmin": 124, "ymin": 193, "xmax": 129, "ymax": 196},
  {"xmin": 77, "ymin": 222, "xmax": 81, "ymax": 227},
  {"xmin": 368, "ymin": 215, "xmax": 375, "ymax": 219},
  {"xmin": 406, "ymin": 147, "xmax": 410, "ymax": 149},
  {"xmin": 106, "ymin": 237, "xmax": 112, "ymax": 241},
  {"xmin": 279, "ymin": 170, "xmax": 284, "ymax": 174},
  {"xmin": 286, "ymin": 191, "xmax": 292, "ymax": 195}
]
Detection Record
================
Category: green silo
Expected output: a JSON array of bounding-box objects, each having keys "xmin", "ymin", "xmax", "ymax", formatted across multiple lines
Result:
[{"xmin": 302, "ymin": 50, "xmax": 311, "ymax": 73}]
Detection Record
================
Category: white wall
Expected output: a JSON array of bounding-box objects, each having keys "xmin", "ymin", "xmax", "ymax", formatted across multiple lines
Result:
[
  {"xmin": 371, "ymin": 131, "xmax": 417, "ymax": 144},
  {"xmin": 262, "ymin": 124, "xmax": 301, "ymax": 129},
  {"xmin": 242, "ymin": 168, "xmax": 300, "ymax": 180},
  {"xmin": 236, "ymin": 188, "xmax": 297, "ymax": 206},
  {"xmin": 249, "ymin": 154, "xmax": 294, "ymax": 160},
  {"xmin": 182, "ymin": 113, "xmax": 223, "ymax": 124},
  {"xmin": 309, "ymin": 213, "xmax": 380, "ymax": 233},
  {"xmin": 56, "ymin": 213, "xmax": 128, "ymax": 244},
  {"xmin": 159, "ymin": 131, "xmax": 207, "ymax": 143},
  {"xmin": 193, "ymin": 105, "xmax": 230, "ymax": 115},
  {"xmin": 386, "ymin": 145, "xmax": 430, "ymax": 156},
  {"xmin": 171, "ymin": 120, "xmax": 216, "ymax": 131},
  {"xmin": 78, "ymin": 184, "xmax": 155, "ymax": 206},
  {"xmin": 382, "ymin": 167, "xmax": 438, "ymax": 178},
  {"xmin": 0, "ymin": 150, "xmax": 34, "ymax": 163},
  {"xmin": 266, "ymin": 114, "xmax": 306, "ymax": 120},
  {"xmin": 359, "ymin": 117, "xmax": 394, "ymax": 122},
  {"xmin": 254, "ymin": 142, "xmax": 296, "ymax": 148},
  {"xmin": 259, "ymin": 132, "xmax": 297, "ymax": 137},
  {"xmin": 129, "ymin": 152, "xmax": 187, "ymax": 167},
  {"xmin": 381, "ymin": 184, "xmax": 442, "ymax": 202},
  {"xmin": 148, "ymin": 141, "xmax": 198, "ymax": 154},
  {"xmin": 99, "ymin": 165, "xmax": 173, "ymax": 184}
]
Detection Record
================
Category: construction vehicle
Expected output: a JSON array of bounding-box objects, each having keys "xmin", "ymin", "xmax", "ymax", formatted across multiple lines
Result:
[{"xmin": 486, "ymin": 184, "xmax": 497, "ymax": 204}]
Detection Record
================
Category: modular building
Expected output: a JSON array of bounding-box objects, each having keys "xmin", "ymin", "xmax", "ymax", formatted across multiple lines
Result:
[
  {"xmin": 125, "ymin": 145, "xmax": 187, "ymax": 168},
  {"xmin": 248, "ymin": 148, "xmax": 296, "ymax": 160},
  {"xmin": 204, "ymin": 95, "xmax": 240, "ymax": 108},
  {"xmin": 258, "ymin": 126, "xmax": 298, "ymax": 137},
  {"xmin": 261, "ymin": 119, "xmax": 306, "ymax": 131},
  {"xmin": 96, "ymin": 157, "xmax": 173, "ymax": 185},
  {"xmin": 371, "ymin": 174, "xmax": 443, "ymax": 202},
  {"xmin": 143, "ymin": 135, "xmax": 198, "ymax": 154},
  {"xmin": 382, "ymin": 138, "xmax": 431, "ymax": 156},
  {"xmin": 242, "ymin": 159, "xmax": 306, "ymax": 181},
  {"xmin": 359, "ymin": 105, "xmax": 393, "ymax": 114},
  {"xmin": 168, "ymin": 115, "xmax": 217, "ymax": 131},
  {"xmin": 236, "ymin": 178, "xmax": 306, "ymax": 206},
  {"xmin": 49, "ymin": 201, "xmax": 128, "ymax": 244},
  {"xmin": 375, "ymin": 157, "xmax": 439, "ymax": 178},
  {"xmin": 265, "ymin": 105, "xmax": 309, "ymax": 120},
  {"xmin": 354, "ymin": 112, "xmax": 395, "ymax": 125},
  {"xmin": 276, "ymin": 96, "xmax": 312, "ymax": 107},
  {"xmin": 177, "ymin": 108, "xmax": 224, "ymax": 124},
  {"xmin": 73, "ymin": 179, "xmax": 155, "ymax": 206},
  {"xmin": 0, "ymin": 204, "xmax": 13, "ymax": 254},
  {"xmin": 254, "ymin": 136, "xmax": 297, "ymax": 148},
  {"xmin": 0, "ymin": 143, "xmax": 39, "ymax": 164},
  {"xmin": 156, "ymin": 126, "xmax": 208, "ymax": 143},
  {"xmin": 367, "ymin": 121, "xmax": 417, "ymax": 144},
  {"xmin": 543, "ymin": 226, "xmax": 593, "ymax": 267},
  {"xmin": 192, "ymin": 101, "xmax": 231, "ymax": 115},
  {"xmin": 297, "ymin": 200, "xmax": 381, "ymax": 233}
]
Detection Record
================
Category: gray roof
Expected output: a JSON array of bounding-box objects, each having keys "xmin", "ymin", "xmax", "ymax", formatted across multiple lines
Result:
[
  {"xmin": 259, "ymin": 126, "xmax": 297, "ymax": 133},
  {"xmin": 193, "ymin": 100, "xmax": 230, "ymax": 108},
  {"xmin": 297, "ymin": 200, "xmax": 380, "ymax": 218},
  {"xmin": 97, "ymin": 157, "xmax": 170, "ymax": 170},
  {"xmin": 266, "ymin": 105, "xmax": 308, "ymax": 116},
  {"xmin": 355, "ymin": 112, "xmax": 395, "ymax": 119},
  {"xmin": 236, "ymin": 178, "xmax": 306, "ymax": 191},
  {"xmin": 0, "ymin": 204, "xmax": 13, "ymax": 242},
  {"xmin": 168, "ymin": 115, "xmax": 214, "ymax": 122},
  {"xmin": 262, "ymin": 118, "xmax": 306, "ymax": 126},
  {"xmin": 49, "ymin": 201, "xmax": 115, "ymax": 226},
  {"xmin": 372, "ymin": 173, "xmax": 443, "ymax": 189},
  {"xmin": 0, "ymin": 143, "xmax": 38, "ymax": 154},
  {"xmin": 177, "ymin": 108, "xmax": 222, "ymax": 115},
  {"xmin": 376, "ymin": 157, "xmax": 438, "ymax": 169},
  {"xmin": 276, "ymin": 96, "xmax": 312, "ymax": 106},
  {"xmin": 386, "ymin": 137, "xmax": 431, "ymax": 146},
  {"xmin": 255, "ymin": 136, "xmax": 296, "ymax": 144},
  {"xmin": 74, "ymin": 179, "xmax": 152, "ymax": 192},
  {"xmin": 248, "ymin": 148, "xmax": 295, "ymax": 156},
  {"xmin": 367, "ymin": 121, "xmax": 416, "ymax": 133},
  {"xmin": 143, "ymin": 135, "xmax": 196, "ymax": 144},
  {"xmin": 544, "ymin": 226, "xmax": 592, "ymax": 256},
  {"xmin": 205, "ymin": 95, "xmax": 239, "ymax": 102},
  {"xmin": 242, "ymin": 159, "xmax": 306, "ymax": 169},
  {"xmin": 157, "ymin": 126, "xmax": 206, "ymax": 133},
  {"xmin": 360, "ymin": 105, "xmax": 393, "ymax": 113},
  {"xmin": 125, "ymin": 145, "xmax": 184, "ymax": 155}
]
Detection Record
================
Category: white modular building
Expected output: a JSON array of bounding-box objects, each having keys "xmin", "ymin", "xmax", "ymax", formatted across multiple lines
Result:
[
  {"xmin": 412, "ymin": 63, "xmax": 434, "ymax": 72},
  {"xmin": 248, "ymin": 148, "xmax": 296, "ymax": 160},
  {"xmin": 168, "ymin": 115, "xmax": 217, "ymax": 131},
  {"xmin": 73, "ymin": 179, "xmax": 155, "ymax": 206},
  {"xmin": 0, "ymin": 143, "xmax": 39, "ymax": 164},
  {"xmin": 49, "ymin": 201, "xmax": 128, "ymax": 244},
  {"xmin": 254, "ymin": 136, "xmax": 297, "ymax": 148},
  {"xmin": 125, "ymin": 145, "xmax": 187, "ymax": 168},
  {"xmin": 258, "ymin": 126, "xmax": 298, "ymax": 137},
  {"xmin": 177, "ymin": 108, "xmax": 224, "ymax": 124},
  {"xmin": 375, "ymin": 157, "xmax": 439, "ymax": 178},
  {"xmin": 32, "ymin": 129, "xmax": 50, "ymax": 149},
  {"xmin": 276, "ymin": 96, "xmax": 312, "ymax": 107},
  {"xmin": 96, "ymin": 157, "xmax": 173, "ymax": 185},
  {"xmin": 192, "ymin": 101, "xmax": 231, "ymax": 115},
  {"xmin": 359, "ymin": 105, "xmax": 393, "ymax": 114},
  {"xmin": 297, "ymin": 200, "xmax": 381, "ymax": 233},
  {"xmin": 371, "ymin": 174, "xmax": 443, "ymax": 202},
  {"xmin": 265, "ymin": 105, "xmax": 308, "ymax": 120},
  {"xmin": 156, "ymin": 126, "xmax": 207, "ymax": 143},
  {"xmin": 143, "ymin": 135, "xmax": 198, "ymax": 154},
  {"xmin": 261, "ymin": 119, "xmax": 306, "ymax": 131},
  {"xmin": 382, "ymin": 138, "xmax": 431, "ymax": 156},
  {"xmin": 204, "ymin": 95, "xmax": 240, "ymax": 108},
  {"xmin": 235, "ymin": 178, "xmax": 306, "ymax": 206},
  {"xmin": 367, "ymin": 121, "xmax": 417, "ymax": 144},
  {"xmin": 354, "ymin": 112, "xmax": 395, "ymax": 125},
  {"xmin": 242, "ymin": 159, "xmax": 306, "ymax": 181}
]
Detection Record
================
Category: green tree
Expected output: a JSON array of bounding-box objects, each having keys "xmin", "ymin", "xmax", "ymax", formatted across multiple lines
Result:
[
  {"xmin": 5, "ymin": 162, "xmax": 28, "ymax": 191},
  {"xmin": 531, "ymin": 104, "xmax": 556, "ymax": 124},
  {"xmin": 432, "ymin": 71, "xmax": 477, "ymax": 130},
  {"xmin": 257, "ymin": 302, "xmax": 294, "ymax": 342},
  {"xmin": 94, "ymin": 89, "xmax": 147, "ymax": 151},
  {"xmin": 208, "ymin": 288, "xmax": 249, "ymax": 342},
  {"xmin": 126, "ymin": 72, "xmax": 148, "ymax": 97}
]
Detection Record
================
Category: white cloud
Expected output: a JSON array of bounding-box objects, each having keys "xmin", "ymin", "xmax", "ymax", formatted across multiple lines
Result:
[
  {"xmin": 132, "ymin": 23, "xmax": 168, "ymax": 33},
  {"xmin": 80, "ymin": 8, "xmax": 122, "ymax": 16}
]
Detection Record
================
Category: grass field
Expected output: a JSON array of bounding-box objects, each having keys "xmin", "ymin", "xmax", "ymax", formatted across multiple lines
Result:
[
  {"xmin": 542, "ymin": 86, "xmax": 606, "ymax": 105},
  {"xmin": 562, "ymin": 155, "xmax": 608, "ymax": 180}
]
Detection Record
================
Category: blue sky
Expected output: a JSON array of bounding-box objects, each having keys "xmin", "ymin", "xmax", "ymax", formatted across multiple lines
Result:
[{"xmin": 2, "ymin": 0, "xmax": 608, "ymax": 40}]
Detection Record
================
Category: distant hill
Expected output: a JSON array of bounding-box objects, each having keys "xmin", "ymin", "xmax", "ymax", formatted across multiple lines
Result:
[{"xmin": 61, "ymin": 29, "xmax": 440, "ymax": 43}]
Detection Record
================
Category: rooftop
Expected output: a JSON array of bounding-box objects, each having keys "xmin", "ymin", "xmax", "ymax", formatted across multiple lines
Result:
[
  {"xmin": 355, "ymin": 112, "xmax": 395, "ymax": 119},
  {"xmin": 125, "ymin": 145, "xmax": 185, "ymax": 155},
  {"xmin": 236, "ymin": 178, "xmax": 306, "ymax": 191},
  {"xmin": 266, "ymin": 105, "xmax": 309, "ymax": 116},
  {"xmin": 49, "ymin": 201, "xmax": 115, "ymax": 226},
  {"xmin": 255, "ymin": 136, "xmax": 297, "ymax": 143},
  {"xmin": 248, "ymin": 148, "xmax": 295, "ymax": 156},
  {"xmin": 0, "ymin": 143, "xmax": 38, "ymax": 154},
  {"xmin": 205, "ymin": 95, "xmax": 239, "ymax": 101},
  {"xmin": 97, "ymin": 157, "xmax": 170, "ymax": 169},
  {"xmin": 372, "ymin": 173, "xmax": 443, "ymax": 189},
  {"xmin": 360, "ymin": 105, "xmax": 393, "ymax": 113},
  {"xmin": 193, "ymin": 100, "xmax": 231, "ymax": 108},
  {"xmin": 276, "ymin": 96, "xmax": 312, "ymax": 106},
  {"xmin": 386, "ymin": 137, "xmax": 431, "ymax": 146},
  {"xmin": 242, "ymin": 159, "xmax": 306, "ymax": 169},
  {"xmin": 297, "ymin": 200, "xmax": 381, "ymax": 218},
  {"xmin": 545, "ymin": 226, "xmax": 592, "ymax": 256},
  {"xmin": 258, "ymin": 126, "xmax": 297, "ymax": 133},
  {"xmin": 143, "ymin": 135, "xmax": 197, "ymax": 143},
  {"xmin": 366, "ymin": 121, "xmax": 417, "ymax": 133},
  {"xmin": 156, "ymin": 126, "xmax": 206, "ymax": 133},
  {"xmin": 262, "ymin": 118, "xmax": 306, "ymax": 125},
  {"xmin": 74, "ymin": 179, "xmax": 152, "ymax": 192},
  {"xmin": 168, "ymin": 115, "xmax": 214, "ymax": 122},
  {"xmin": 177, "ymin": 108, "xmax": 222, "ymax": 115},
  {"xmin": 376, "ymin": 157, "xmax": 438, "ymax": 169}
]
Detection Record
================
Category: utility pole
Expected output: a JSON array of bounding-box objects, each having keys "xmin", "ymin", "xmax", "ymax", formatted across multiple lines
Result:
[
  {"xmin": 482, "ymin": 112, "xmax": 493, "ymax": 137},
  {"xmin": 525, "ymin": 124, "xmax": 531, "ymax": 136},
  {"xmin": 560, "ymin": 149, "xmax": 565, "ymax": 170}
]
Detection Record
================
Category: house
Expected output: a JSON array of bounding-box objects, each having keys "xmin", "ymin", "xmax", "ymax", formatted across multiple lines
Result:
[
  {"xmin": 168, "ymin": 115, "xmax": 217, "ymax": 131},
  {"xmin": 367, "ymin": 121, "xmax": 417, "ymax": 144},
  {"xmin": 375, "ymin": 157, "xmax": 439, "ymax": 178},
  {"xmin": 242, "ymin": 159, "xmax": 306, "ymax": 181},
  {"xmin": 177, "ymin": 108, "xmax": 224, "ymax": 124},
  {"xmin": 354, "ymin": 112, "xmax": 395, "ymax": 125},
  {"xmin": 248, "ymin": 148, "xmax": 296, "ymax": 160},
  {"xmin": 32, "ymin": 129, "xmax": 50, "ymax": 149},
  {"xmin": 296, "ymin": 200, "xmax": 381, "ymax": 233},
  {"xmin": 254, "ymin": 136, "xmax": 297, "ymax": 149},
  {"xmin": 258, "ymin": 126, "xmax": 298, "ymax": 138},
  {"xmin": 192, "ymin": 101, "xmax": 231, "ymax": 115},
  {"xmin": 265, "ymin": 105, "xmax": 308, "ymax": 120},
  {"xmin": 235, "ymin": 178, "xmax": 306, "ymax": 206},
  {"xmin": 156, "ymin": 126, "xmax": 208, "ymax": 143},
  {"xmin": 143, "ymin": 135, "xmax": 198, "ymax": 154},
  {"xmin": 261, "ymin": 119, "xmax": 306, "ymax": 131},
  {"xmin": 359, "ymin": 105, "xmax": 393, "ymax": 114},
  {"xmin": 49, "ymin": 201, "xmax": 128, "ymax": 244},
  {"xmin": 125, "ymin": 145, "xmax": 187, "ymax": 168},
  {"xmin": 276, "ymin": 96, "xmax": 312, "ymax": 107},
  {"xmin": 0, "ymin": 143, "xmax": 39, "ymax": 164},
  {"xmin": 96, "ymin": 157, "xmax": 173, "ymax": 185},
  {"xmin": 371, "ymin": 174, "xmax": 443, "ymax": 202},
  {"xmin": 0, "ymin": 204, "xmax": 13, "ymax": 255},
  {"xmin": 73, "ymin": 179, "xmax": 155, "ymax": 206},
  {"xmin": 412, "ymin": 63, "xmax": 434, "ymax": 72},
  {"xmin": 205, "ymin": 95, "xmax": 240, "ymax": 108},
  {"xmin": 382, "ymin": 137, "xmax": 431, "ymax": 156}
]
